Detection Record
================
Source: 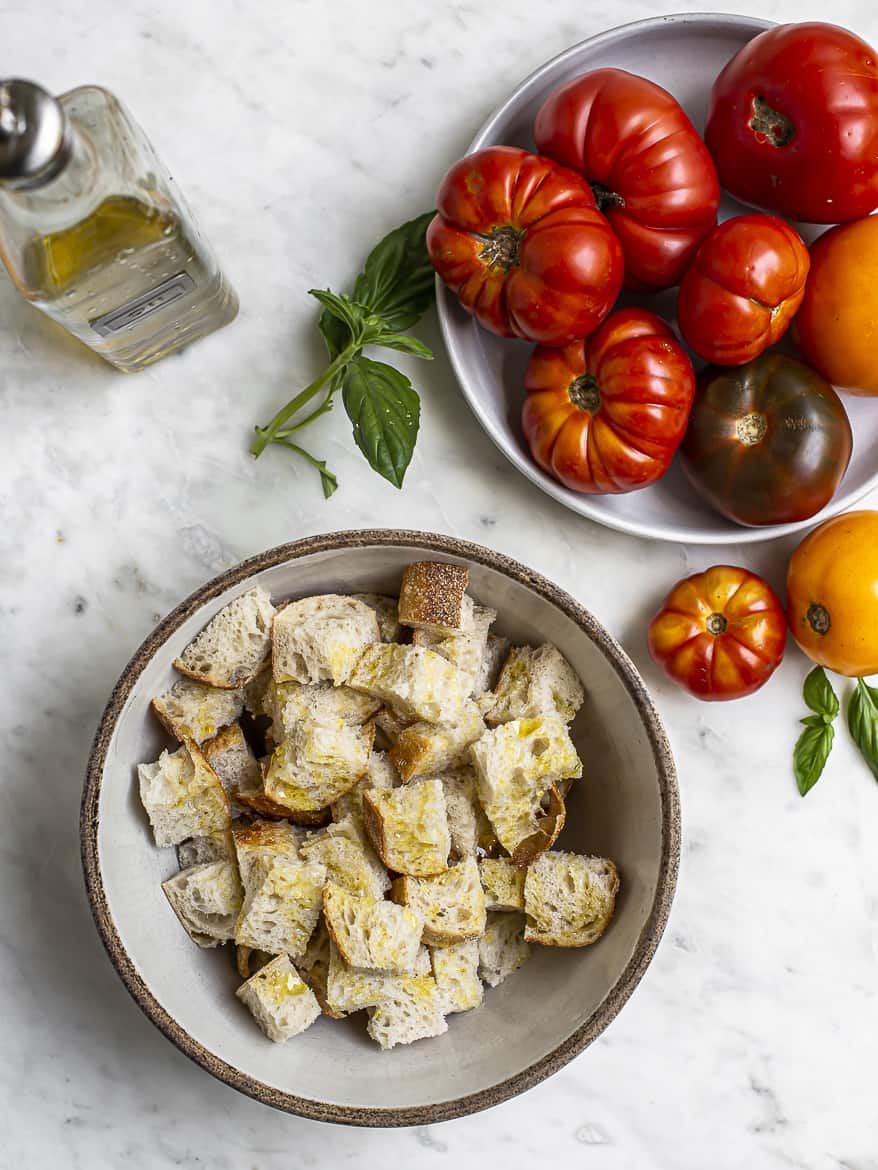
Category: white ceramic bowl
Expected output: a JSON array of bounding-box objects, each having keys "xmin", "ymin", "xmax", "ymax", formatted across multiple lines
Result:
[
  {"xmin": 436, "ymin": 13, "xmax": 878, "ymax": 544},
  {"xmin": 81, "ymin": 531, "xmax": 679, "ymax": 1125}
]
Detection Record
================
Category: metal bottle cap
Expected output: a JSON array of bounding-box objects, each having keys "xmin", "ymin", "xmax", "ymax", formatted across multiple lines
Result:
[{"xmin": 0, "ymin": 79, "xmax": 69, "ymax": 185}]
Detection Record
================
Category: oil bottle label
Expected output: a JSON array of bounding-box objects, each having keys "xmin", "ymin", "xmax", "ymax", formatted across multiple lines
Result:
[{"xmin": 90, "ymin": 271, "xmax": 196, "ymax": 336}]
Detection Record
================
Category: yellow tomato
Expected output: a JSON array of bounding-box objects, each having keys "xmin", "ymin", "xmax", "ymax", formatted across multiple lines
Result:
[
  {"xmin": 795, "ymin": 217, "xmax": 878, "ymax": 397},
  {"xmin": 787, "ymin": 510, "xmax": 878, "ymax": 676}
]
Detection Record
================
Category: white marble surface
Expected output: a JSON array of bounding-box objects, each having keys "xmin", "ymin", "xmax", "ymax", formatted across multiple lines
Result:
[{"xmin": 2, "ymin": 0, "xmax": 877, "ymax": 1165}]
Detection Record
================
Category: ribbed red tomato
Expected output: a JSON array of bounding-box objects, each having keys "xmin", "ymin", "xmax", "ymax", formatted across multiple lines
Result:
[
  {"xmin": 533, "ymin": 68, "xmax": 720, "ymax": 291},
  {"xmin": 676, "ymin": 214, "xmax": 810, "ymax": 365},
  {"xmin": 522, "ymin": 308, "xmax": 695, "ymax": 494},
  {"xmin": 426, "ymin": 146, "xmax": 623, "ymax": 346}
]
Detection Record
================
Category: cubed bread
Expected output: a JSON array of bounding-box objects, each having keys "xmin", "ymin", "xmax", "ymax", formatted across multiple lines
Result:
[
  {"xmin": 243, "ymin": 667, "xmax": 273, "ymax": 719},
  {"xmin": 234, "ymin": 857, "xmax": 326, "ymax": 958},
  {"xmin": 162, "ymin": 859, "xmax": 243, "ymax": 946},
  {"xmin": 523, "ymin": 852, "xmax": 619, "ymax": 947},
  {"xmin": 389, "ymin": 701, "xmax": 485, "ymax": 782},
  {"xmin": 366, "ymin": 974, "xmax": 448, "ymax": 1049},
  {"xmin": 236, "ymin": 945, "xmax": 274, "ymax": 980},
  {"xmin": 202, "ymin": 723, "xmax": 261, "ymax": 796},
  {"xmin": 236, "ymin": 954, "xmax": 321, "ymax": 1043},
  {"xmin": 176, "ymin": 825, "xmax": 236, "ymax": 870},
  {"xmin": 478, "ymin": 912, "xmax": 531, "ymax": 987},
  {"xmin": 233, "ymin": 819, "xmax": 303, "ymax": 887},
  {"xmin": 413, "ymin": 604, "xmax": 497, "ymax": 694},
  {"xmin": 485, "ymin": 644, "xmax": 585, "ymax": 726},
  {"xmin": 431, "ymin": 940, "xmax": 483, "ymax": 1014},
  {"xmin": 298, "ymin": 821, "xmax": 389, "ymax": 899},
  {"xmin": 373, "ymin": 705, "xmax": 412, "ymax": 749},
  {"xmin": 297, "ymin": 918, "xmax": 343, "ymax": 1018},
  {"xmin": 441, "ymin": 767, "xmax": 498, "ymax": 860},
  {"xmin": 391, "ymin": 857, "xmax": 486, "ymax": 947},
  {"xmin": 138, "ymin": 741, "xmax": 230, "ymax": 848},
  {"xmin": 351, "ymin": 593, "xmax": 402, "ymax": 642},
  {"xmin": 326, "ymin": 939, "xmax": 433, "ymax": 1015},
  {"xmin": 151, "ymin": 678, "xmax": 243, "ymax": 745},
  {"xmin": 174, "ymin": 586, "xmax": 276, "ymax": 689},
  {"xmin": 347, "ymin": 644, "xmax": 469, "ymax": 724},
  {"xmin": 272, "ymin": 595, "xmax": 380, "ymax": 686},
  {"xmin": 363, "ymin": 777, "xmax": 451, "ymax": 877},
  {"xmin": 470, "ymin": 715, "xmax": 581, "ymax": 863},
  {"xmin": 323, "ymin": 883, "xmax": 423, "ymax": 974},
  {"xmin": 263, "ymin": 716, "xmax": 374, "ymax": 813},
  {"xmin": 398, "ymin": 561, "xmax": 470, "ymax": 635},
  {"xmin": 479, "ymin": 857, "xmax": 526, "ymax": 912},
  {"xmin": 474, "ymin": 633, "xmax": 510, "ymax": 696},
  {"xmin": 270, "ymin": 680, "xmax": 381, "ymax": 742},
  {"xmin": 331, "ymin": 750, "xmax": 398, "ymax": 822}
]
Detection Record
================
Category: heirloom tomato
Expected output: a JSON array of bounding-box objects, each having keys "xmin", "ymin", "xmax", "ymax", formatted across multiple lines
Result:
[
  {"xmin": 787, "ymin": 511, "xmax": 878, "ymax": 677},
  {"xmin": 522, "ymin": 307, "xmax": 695, "ymax": 494},
  {"xmin": 648, "ymin": 565, "xmax": 787, "ymax": 701},
  {"xmin": 681, "ymin": 354, "xmax": 852, "ymax": 527},
  {"xmin": 676, "ymin": 214, "xmax": 809, "ymax": 365},
  {"xmin": 705, "ymin": 22, "xmax": 878, "ymax": 223},
  {"xmin": 533, "ymin": 68, "xmax": 720, "ymax": 290},
  {"xmin": 426, "ymin": 146, "xmax": 623, "ymax": 346}
]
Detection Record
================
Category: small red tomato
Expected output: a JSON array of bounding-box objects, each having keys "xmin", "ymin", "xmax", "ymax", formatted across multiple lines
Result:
[
  {"xmin": 522, "ymin": 307, "xmax": 695, "ymax": 494},
  {"xmin": 427, "ymin": 146, "xmax": 623, "ymax": 346},
  {"xmin": 648, "ymin": 565, "xmax": 787, "ymax": 701},
  {"xmin": 676, "ymin": 215, "xmax": 809, "ymax": 365}
]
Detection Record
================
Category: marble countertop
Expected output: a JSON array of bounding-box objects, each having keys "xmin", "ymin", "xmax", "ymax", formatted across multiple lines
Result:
[{"xmin": 3, "ymin": 0, "xmax": 877, "ymax": 1165}]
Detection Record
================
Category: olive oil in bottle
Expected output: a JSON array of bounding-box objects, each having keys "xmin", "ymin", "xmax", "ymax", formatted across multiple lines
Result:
[{"xmin": 0, "ymin": 80, "xmax": 237, "ymax": 372}]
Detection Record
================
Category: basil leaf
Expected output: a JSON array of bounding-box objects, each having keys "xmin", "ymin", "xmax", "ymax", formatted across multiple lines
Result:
[
  {"xmin": 800, "ymin": 714, "xmax": 827, "ymax": 728},
  {"xmin": 318, "ymin": 308, "xmax": 349, "ymax": 363},
  {"xmin": 371, "ymin": 331, "xmax": 434, "ymax": 360},
  {"xmin": 803, "ymin": 666, "xmax": 839, "ymax": 721},
  {"xmin": 351, "ymin": 210, "xmax": 437, "ymax": 332},
  {"xmin": 309, "ymin": 289, "xmax": 369, "ymax": 342},
  {"xmin": 342, "ymin": 356, "xmax": 420, "ymax": 488},
  {"xmin": 848, "ymin": 678, "xmax": 878, "ymax": 782},
  {"xmin": 793, "ymin": 721, "xmax": 834, "ymax": 796}
]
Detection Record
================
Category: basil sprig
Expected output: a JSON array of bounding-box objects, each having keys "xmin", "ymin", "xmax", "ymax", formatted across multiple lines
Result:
[
  {"xmin": 251, "ymin": 211, "xmax": 436, "ymax": 495},
  {"xmin": 847, "ymin": 678, "xmax": 878, "ymax": 782},
  {"xmin": 793, "ymin": 667, "xmax": 839, "ymax": 796}
]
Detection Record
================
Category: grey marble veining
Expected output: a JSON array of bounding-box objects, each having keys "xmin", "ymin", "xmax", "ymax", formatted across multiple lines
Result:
[{"xmin": 2, "ymin": 0, "xmax": 878, "ymax": 1165}]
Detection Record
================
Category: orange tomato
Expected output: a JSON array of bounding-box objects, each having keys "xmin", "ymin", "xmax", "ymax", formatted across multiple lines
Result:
[
  {"xmin": 795, "ymin": 216, "xmax": 878, "ymax": 396},
  {"xmin": 648, "ymin": 565, "xmax": 787, "ymax": 701},
  {"xmin": 787, "ymin": 510, "xmax": 878, "ymax": 676}
]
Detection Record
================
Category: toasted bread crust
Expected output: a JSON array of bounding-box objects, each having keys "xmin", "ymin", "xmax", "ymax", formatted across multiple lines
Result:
[
  {"xmin": 511, "ymin": 784, "xmax": 566, "ymax": 866},
  {"xmin": 398, "ymin": 561, "xmax": 469, "ymax": 632}
]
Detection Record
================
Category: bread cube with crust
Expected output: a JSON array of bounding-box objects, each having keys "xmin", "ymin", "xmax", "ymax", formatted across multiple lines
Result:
[
  {"xmin": 202, "ymin": 723, "xmax": 261, "ymax": 797},
  {"xmin": 176, "ymin": 825, "xmax": 236, "ymax": 870},
  {"xmin": 389, "ymin": 701, "xmax": 485, "ymax": 783},
  {"xmin": 162, "ymin": 859, "xmax": 243, "ymax": 946},
  {"xmin": 325, "ymin": 940, "xmax": 429, "ymax": 1014},
  {"xmin": 474, "ymin": 633, "xmax": 510, "ymax": 696},
  {"xmin": 174, "ymin": 586, "xmax": 276, "ymax": 689},
  {"xmin": 234, "ymin": 857, "xmax": 326, "ymax": 958},
  {"xmin": 391, "ymin": 857, "xmax": 486, "ymax": 947},
  {"xmin": 262, "ymin": 715, "xmax": 374, "ymax": 814},
  {"xmin": 485, "ymin": 644, "xmax": 585, "ymax": 726},
  {"xmin": 523, "ymin": 852, "xmax": 619, "ymax": 947},
  {"xmin": 479, "ymin": 857, "xmax": 526, "ymax": 911},
  {"xmin": 478, "ymin": 912, "xmax": 531, "ymax": 987},
  {"xmin": 366, "ymin": 974, "xmax": 448, "ymax": 1049},
  {"xmin": 298, "ymin": 817, "xmax": 389, "ymax": 899},
  {"xmin": 323, "ymin": 883, "xmax": 423, "ymax": 974},
  {"xmin": 270, "ymin": 680, "xmax": 380, "ymax": 742},
  {"xmin": 233, "ymin": 819, "xmax": 303, "ymax": 887},
  {"xmin": 351, "ymin": 593, "xmax": 402, "ymax": 643},
  {"xmin": 331, "ymin": 750, "xmax": 398, "ymax": 823},
  {"xmin": 138, "ymin": 741, "xmax": 230, "ymax": 848},
  {"xmin": 398, "ymin": 561, "xmax": 470, "ymax": 635},
  {"xmin": 348, "ymin": 643, "xmax": 469, "ymax": 724},
  {"xmin": 363, "ymin": 777, "xmax": 451, "ymax": 877},
  {"xmin": 412, "ymin": 604, "xmax": 496, "ymax": 694},
  {"xmin": 151, "ymin": 678, "xmax": 243, "ymax": 745},
  {"xmin": 441, "ymin": 767, "xmax": 498, "ymax": 860},
  {"xmin": 236, "ymin": 954, "xmax": 321, "ymax": 1043},
  {"xmin": 272, "ymin": 595, "xmax": 380, "ymax": 686},
  {"xmin": 431, "ymin": 940, "xmax": 483, "ymax": 1013}
]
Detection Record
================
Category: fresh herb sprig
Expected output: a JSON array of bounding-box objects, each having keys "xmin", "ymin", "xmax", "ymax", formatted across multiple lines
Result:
[
  {"xmin": 793, "ymin": 667, "xmax": 878, "ymax": 794},
  {"xmin": 251, "ymin": 211, "xmax": 436, "ymax": 496}
]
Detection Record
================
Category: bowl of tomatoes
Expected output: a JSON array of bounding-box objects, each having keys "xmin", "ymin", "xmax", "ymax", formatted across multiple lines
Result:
[{"xmin": 433, "ymin": 13, "xmax": 878, "ymax": 544}]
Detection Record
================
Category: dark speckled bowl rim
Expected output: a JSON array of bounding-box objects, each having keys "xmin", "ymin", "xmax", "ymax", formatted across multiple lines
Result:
[{"xmin": 81, "ymin": 529, "xmax": 680, "ymax": 1127}]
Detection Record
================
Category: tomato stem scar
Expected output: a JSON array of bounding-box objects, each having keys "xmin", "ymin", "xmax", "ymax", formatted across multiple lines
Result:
[
  {"xmin": 806, "ymin": 603, "xmax": 831, "ymax": 635},
  {"xmin": 569, "ymin": 373, "xmax": 601, "ymax": 414},
  {"xmin": 736, "ymin": 412, "xmax": 768, "ymax": 445},
  {"xmin": 479, "ymin": 226, "xmax": 522, "ymax": 270},
  {"xmin": 750, "ymin": 96, "xmax": 795, "ymax": 147},
  {"xmin": 706, "ymin": 613, "xmax": 728, "ymax": 636},
  {"xmin": 590, "ymin": 182, "xmax": 626, "ymax": 212}
]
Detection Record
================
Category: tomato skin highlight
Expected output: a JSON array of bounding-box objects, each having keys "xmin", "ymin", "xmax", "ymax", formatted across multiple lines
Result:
[
  {"xmin": 522, "ymin": 307, "xmax": 695, "ymax": 494},
  {"xmin": 648, "ymin": 566, "xmax": 787, "ymax": 701}
]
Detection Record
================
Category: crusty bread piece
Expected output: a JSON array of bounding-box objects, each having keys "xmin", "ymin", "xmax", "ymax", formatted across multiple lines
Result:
[
  {"xmin": 270, "ymin": 680, "xmax": 381, "ymax": 742},
  {"xmin": 351, "ymin": 593, "xmax": 402, "ymax": 643},
  {"xmin": 262, "ymin": 716, "xmax": 374, "ymax": 813},
  {"xmin": 326, "ymin": 940, "xmax": 432, "ymax": 1014},
  {"xmin": 398, "ymin": 561, "xmax": 470, "ymax": 635},
  {"xmin": 479, "ymin": 857, "xmax": 526, "ymax": 912},
  {"xmin": 297, "ymin": 917, "xmax": 344, "ymax": 1018},
  {"xmin": 474, "ymin": 633, "xmax": 510, "ymax": 696},
  {"xmin": 236, "ymin": 954, "xmax": 321, "ymax": 1043},
  {"xmin": 441, "ymin": 767, "xmax": 498, "ymax": 860},
  {"xmin": 323, "ymin": 883, "xmax": 423, "ymax": 974},
  {"xmin": 470, "ymin": 715, "xmax": 581, "ymax": 863},
  {"xmin": 298, "ymin": 825, "xmax": 388, "ymax": 900},
  {"xmin": 176, "ymin": 825, "xmax": 236, "ymax": 870},
  {"xmin": 391, "ymin": 857, "xmax": 486, "ymax": 947},
  {"xmin": 331, "ymin": 750, "xmax": 398, "ymax": 823},
  {"xmin": 485, "ymin": 644, "xmax": 585, "ymax": 726},
  {"xmin": 233, "ymin": 788, "xmax": 329, "ymax": 826},
  {"xmin": 373, "ymin": 705, "xmax": 412, "ymax": 750},
  {"xmin": 243, "ymin": 667, "xmax": 273, "ymax": 719},
  {"xmin": 236, "ymin": 945, "xmax": 274, "ymax": 980},
  {"xmin": 301, "ymin": 815, "xmax": 389, "ymax": 895},
  {"xmin": 366, "ymin": 974, "xmax": 448, "ymax": 1050},
  {"xmin": 272, "ymin": 595, "xmax": 380, "ymax": 686},
  {"xmin": 138, "ymin": 741, "xmax": 230, "ymax": 848},
  {"xmin": 431, "ymin": 940, "xmax": 483, "ymax": 1014},
  {"xmin": 202, "ymin": 723, "xmax": 261, "ymax": 797},
  {"xmin": 151, "ymin": 679, "xmax": 243, "ymax": 745},
  {"xmin": 389, "ymin": 701, "xmax": 485, "ymax": 783},
  {"xmin": 162, "ymin": 859, "xmax": 243, "ymax": 946},
  {"xmin": 174, "ymin": 586, "xmax": 276, "ymax": 689},
  {"xmin": 523, "ymin": 852, "xmax": 619, "ymax": 947},
  {"xmin": 363, "ymin": 778, "xmax": 451, "ymax": 877},
  {"xmin": 412, "ymin": 605, "xmax": 497, "ymax": 694},
  {"xmin": 233, "ymin": 818, "xmax": 303, "ymax": 887},
  {"xmin": 347, "ymin": 644, "xmax": 469, "ymax": 724},
  {"xmin": 234, "ymin": 857, "xmax": 326, "ymax": 958},
  {"xmin": 478, "ymin": 912, "xmax": 531, "ymax": 987}
]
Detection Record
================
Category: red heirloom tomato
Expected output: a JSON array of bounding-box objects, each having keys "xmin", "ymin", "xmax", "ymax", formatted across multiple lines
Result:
[
  {"xmin": 705, "ymin": 23, "xmax": 878, "ymax": 223},
  {"xmin": 522, "ymin": 307, "xmax": 695, "ymax": 494},
  {"xmin": 533, "ymin": 68, "xmax": 720, "ymax": 291},
  {"xmin": 648, "ymin": 565, "xmax": 787, "ymax": 701},
  {"xmin": 426, "ymin": 146, "xmax": 623, "ymax": 346},
  {"xmin": 677, "ymin": 214, "xmax": 809, "ymax": 364}
]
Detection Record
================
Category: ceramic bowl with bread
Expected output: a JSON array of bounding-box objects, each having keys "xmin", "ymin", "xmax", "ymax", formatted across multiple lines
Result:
[{"xmin": 81, "ymin": 530, "xmax": 679, "ymax": 1125}]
